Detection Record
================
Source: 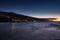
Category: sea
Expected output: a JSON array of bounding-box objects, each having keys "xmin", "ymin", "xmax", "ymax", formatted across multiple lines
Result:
[{"xmin": 0, "ymin": 22, "xmax": 60, "ymax": 40}]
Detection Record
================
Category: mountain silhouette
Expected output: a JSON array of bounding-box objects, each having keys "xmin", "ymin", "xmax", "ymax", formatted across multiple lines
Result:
[{"xmin": 0, "ymin": 11, "xmax": 56, "ymax": 22}]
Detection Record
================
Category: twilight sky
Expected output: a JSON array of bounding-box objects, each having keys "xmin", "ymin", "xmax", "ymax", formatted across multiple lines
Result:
[{"xmin": 0, "ymin": 0, "xmax": 60, "ymax": 18}]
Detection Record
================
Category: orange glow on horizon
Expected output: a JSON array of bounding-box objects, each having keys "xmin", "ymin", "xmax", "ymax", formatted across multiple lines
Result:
[
  {"xmin": 32, "ymin": 16, "xmax": 60, "ymax": 18},
  {"xmin": 52, "ymin": 18, "xmax": 60, "ymax": 21}
]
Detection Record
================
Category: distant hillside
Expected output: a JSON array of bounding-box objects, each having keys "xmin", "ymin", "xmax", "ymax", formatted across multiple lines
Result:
[
  {"xmin": 0, "ymin": 11, "xmax": 34, "ymax": 18},
  {"xmin": 0, "ymin": 11, "xmax": 39, "ymax": 22},
  {"xmin": 0, "ymin": 11, "xmax": 56, "ymax": 22}
]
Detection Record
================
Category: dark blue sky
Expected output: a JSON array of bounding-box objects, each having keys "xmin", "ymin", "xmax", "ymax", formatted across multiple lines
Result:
[{"xmin": 0, "ymin": 0, "xmax": 60, "ymax": 18}]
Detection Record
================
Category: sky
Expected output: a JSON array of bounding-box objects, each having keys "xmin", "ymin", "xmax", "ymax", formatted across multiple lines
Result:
[{"xmin": 0, "ymin": 0, "xmax": 60, "ymax": 18}]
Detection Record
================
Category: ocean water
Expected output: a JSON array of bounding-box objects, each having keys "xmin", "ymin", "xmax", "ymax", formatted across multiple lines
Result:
[{"xmin": 0, "ymin": 22, "xmax": 60, "ymax": 40}]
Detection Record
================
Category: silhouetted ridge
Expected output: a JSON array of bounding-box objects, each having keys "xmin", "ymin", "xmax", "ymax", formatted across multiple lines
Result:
[
  {"xmin": 0, "ymin": 11, "xmax": 39, "ymax": 22},
  {"xmin": 0, "ymin": 11, "xmax": 56, "ymax": 22},
  {"xmin": 0, "ymin": 11, "xmax": 35, "ymax": 19}
]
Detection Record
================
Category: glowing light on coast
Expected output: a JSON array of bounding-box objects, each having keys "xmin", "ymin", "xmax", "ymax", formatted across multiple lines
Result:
[{"xmin": 52, "ymin": 18, "xmax": 60, "ymax": 21}]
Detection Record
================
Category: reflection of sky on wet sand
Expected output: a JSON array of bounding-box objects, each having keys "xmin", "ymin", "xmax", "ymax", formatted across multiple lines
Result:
[{"xmin": 0, "ymin": 22, "xmax": 60, "ymax": 40}]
